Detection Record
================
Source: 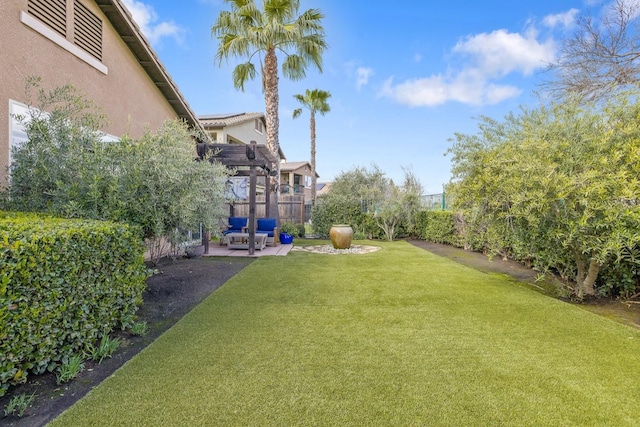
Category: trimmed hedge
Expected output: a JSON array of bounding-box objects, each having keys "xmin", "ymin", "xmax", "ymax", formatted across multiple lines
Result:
[
  {"xmin": 0, "ymin": 212, "xmax": 148, "ymax": 396},
  {"xmin": 415, "ymin": 210, "xmax": 459, "ymax": 245}
]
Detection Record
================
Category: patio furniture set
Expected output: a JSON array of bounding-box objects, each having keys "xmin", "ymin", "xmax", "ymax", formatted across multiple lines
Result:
[{"xmin": 221, "ymin": 217, "xmax": 279, "ymax": 251}]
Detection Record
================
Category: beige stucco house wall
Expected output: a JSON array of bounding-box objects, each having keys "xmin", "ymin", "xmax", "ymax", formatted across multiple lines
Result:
[
  {"xmin": 199, "ymin": 112, "xmax": 268, "ymax": 146},
  {"xmin": 0, "ymin": 0, "xmax": 203, "ymax": 183},
  {"xmin": 280, "ymin": 161, "xmax": 318, "ymax": 199}
]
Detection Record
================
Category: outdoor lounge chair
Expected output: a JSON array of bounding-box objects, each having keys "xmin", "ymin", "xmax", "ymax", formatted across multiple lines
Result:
[
  {"xmin": 256, "ymin": 218, "xmax": 279, "ymax": 246},
  {"xmin": 221, "ymin": 216, "xmax": 248, "ymax": 245}
]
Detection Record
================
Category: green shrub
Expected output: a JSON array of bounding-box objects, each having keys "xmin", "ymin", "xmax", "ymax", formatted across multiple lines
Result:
[
  {"xmin": 279, "ymin": 222, "xmax": 299, "ymax": 236},
  {"xmin": 416, "ymin": 210, "xmax": 458, "ymax": 245},
  {"xmin": 3, "ymin": 79, "xmax": 229, "ymax": 265},
  {"xmin": 0, "ymin": 211, "xmax": 148, "ymax": 396},
  {"xmin": 311, "ymin": 195, "xmax": 363, "ymax": 238}
]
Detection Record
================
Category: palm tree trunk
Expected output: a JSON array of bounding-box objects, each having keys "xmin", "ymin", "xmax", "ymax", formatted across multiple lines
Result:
[
  {"xmin": 310, "ymin": 110, "xmax": 317, "ymax": 206},
  {"xmin": 264, "ymin": 48, "xmax": 280, "ymax": 223}
]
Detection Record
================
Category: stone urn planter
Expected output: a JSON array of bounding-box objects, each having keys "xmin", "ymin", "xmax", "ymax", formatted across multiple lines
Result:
[{"xmin": 329, "ymin": 224, "xmax": 353, "ymax": 249}]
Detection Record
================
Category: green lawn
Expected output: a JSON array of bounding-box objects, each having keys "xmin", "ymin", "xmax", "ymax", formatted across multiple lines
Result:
[{"xmin": 51, "ymin": 241, "xmax": 640, "ymax": 426}]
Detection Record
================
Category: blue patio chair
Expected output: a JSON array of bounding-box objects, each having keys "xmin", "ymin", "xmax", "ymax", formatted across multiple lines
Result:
[
  {"xmin": 256, "ymin": 218, "xmax": 279, "ymax": 246},
  {"xmin": 221, "ymin": 217, "xmax": 248, "ymax": 245}
]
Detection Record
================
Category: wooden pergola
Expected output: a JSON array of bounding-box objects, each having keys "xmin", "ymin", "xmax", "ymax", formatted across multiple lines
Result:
[{"xmin": 197, "ymin": 140, "xmax": 278, "ymax": 255}]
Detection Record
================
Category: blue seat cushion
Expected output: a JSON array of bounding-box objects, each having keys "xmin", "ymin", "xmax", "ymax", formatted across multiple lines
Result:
[
  {"xmin": 257, "ymin": 218, "xmax": 277, "ymax": 237},
  {"xmin": 224, "ymin": 217, "xmax": 247, "ymax": 234}
]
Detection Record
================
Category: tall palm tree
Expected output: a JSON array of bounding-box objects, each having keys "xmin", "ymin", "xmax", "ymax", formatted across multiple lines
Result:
[
  {"xmin": 292, "ymin": 88, "xmax": 331, "ymax": 206},
  {"xmin": 212, "ymin": 0, "xmax": 327, "ymax": 216}
]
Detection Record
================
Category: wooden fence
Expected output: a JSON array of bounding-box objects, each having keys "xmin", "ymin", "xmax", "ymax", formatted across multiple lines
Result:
[{"xmin": 230, "ymin": 194, "xmax": 306, "ymax": 224}]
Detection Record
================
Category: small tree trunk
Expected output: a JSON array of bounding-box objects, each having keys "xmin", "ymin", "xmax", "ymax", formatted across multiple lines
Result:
[
  {"xmin": 582, "ymin": 258, "xmax": 600, "ymax": 296},
  {"xmin": 573, "ymin": 249, "xmax": 599, "ymax": 298}
]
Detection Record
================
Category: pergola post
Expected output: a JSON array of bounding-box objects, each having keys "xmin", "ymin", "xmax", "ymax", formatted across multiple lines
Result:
[
  {"xmin": 248, "ymin": 142, "xmax": 257, "ymax": 255},
  {"xmin": 265, "ymin": 177, "xmax": 271, "ymax": 218},
  {"xmin": 204, "ymin": 140, "xmax": 277, "ymax": 255}
]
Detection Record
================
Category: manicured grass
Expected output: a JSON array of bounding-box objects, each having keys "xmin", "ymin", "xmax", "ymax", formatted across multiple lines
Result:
[{"xmin": 52, "ymin": 241, "xmax": 640, "ymax": 426}]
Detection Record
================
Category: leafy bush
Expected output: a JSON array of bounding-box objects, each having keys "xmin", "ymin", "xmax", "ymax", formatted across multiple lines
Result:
[
  {"xmin": 279, "ymin": 222, "xmax": 299, "ymax": 236},
  {"xmin": 0, "ymin": 212, "xmax": 148, "ymax": 396},
  {"xmin": 312, "ymin": 166, "xmax": 423, "ymax": 241},
  {"xmin": 447, "ymin": 94, "xmax": 640, "ymax": 297},
  {"xmin": 4, "ymin": 79, "xmax": 229, "ymax": 264},
  {"xmin": 415, "ymin": 210, "xmax": 458, "ymax": 245},
  {"xmin": 311, "ymin": 195, "xmax": 363, "ymax": 238}
]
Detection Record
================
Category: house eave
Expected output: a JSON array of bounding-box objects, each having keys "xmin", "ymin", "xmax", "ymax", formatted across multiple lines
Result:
[{"xmin": 95, "ymin": 0, "xmax": 205, "ymax": 136}]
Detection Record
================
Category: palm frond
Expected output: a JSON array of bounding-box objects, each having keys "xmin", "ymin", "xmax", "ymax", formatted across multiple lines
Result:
[
  {"xmin": 282, "ymin": 54, "xmax": 307, "ymax": 81},
  {"xmin": 232, "ymin": 62, "xmax": 258, "ymax": 91}
]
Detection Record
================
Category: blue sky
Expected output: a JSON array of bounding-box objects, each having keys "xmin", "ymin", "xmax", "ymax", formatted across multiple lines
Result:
[{"xmin": 121, "ymin": 0, "xmax": 603, "ymax": 194}]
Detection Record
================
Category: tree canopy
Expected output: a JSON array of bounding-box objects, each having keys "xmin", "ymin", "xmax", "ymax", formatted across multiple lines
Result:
[
  {"xmin": 212, "ymin": 0, "xmax": 327, "ymax": 159},
  {"xmin": 447, "ymin": 93, "xmax": 640, "ymax": 297}
]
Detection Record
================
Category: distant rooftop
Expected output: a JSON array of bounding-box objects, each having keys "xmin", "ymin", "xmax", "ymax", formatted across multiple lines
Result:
[{"xmin": 198, "ymin": 112, "xmax": 264, "ymax": 127}]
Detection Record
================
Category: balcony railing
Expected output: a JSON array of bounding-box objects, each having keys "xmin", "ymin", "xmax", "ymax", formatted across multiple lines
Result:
[{"xmin": 280, "ymin": 184, "xmax": 306, "ymax": 195}]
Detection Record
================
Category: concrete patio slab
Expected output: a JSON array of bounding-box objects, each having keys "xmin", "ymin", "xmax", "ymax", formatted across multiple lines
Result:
[{"xmin": 202, "ymin": 243, "xmax": 293, "ymax": 257}]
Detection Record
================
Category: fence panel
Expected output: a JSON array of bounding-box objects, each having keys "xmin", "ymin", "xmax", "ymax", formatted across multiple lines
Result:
[{"xmin": 229, "ymin": 194, "xmax": 306, "ymax": 224}]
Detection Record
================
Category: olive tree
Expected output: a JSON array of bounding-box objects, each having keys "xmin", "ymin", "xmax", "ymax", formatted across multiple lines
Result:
[
  {"xmin": 313, "ymin": 165, "xmax": 424, "ymax": 241},
  {"xmin": 448, "ymin": 94, "xmax": 640, "ymax": 297},
  {"xmin": 4, "ymin": 80, "xmax": 229, "ymax": 262}
]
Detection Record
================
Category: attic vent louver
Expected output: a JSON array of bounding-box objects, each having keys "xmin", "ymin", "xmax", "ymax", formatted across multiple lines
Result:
[
  {"xmin": 73, "ymin": 0, "xmax": 102, "ymax": 61},
  {"xmin": 28, "ymin": 0, "xmax": 66, "ymax": 37}
]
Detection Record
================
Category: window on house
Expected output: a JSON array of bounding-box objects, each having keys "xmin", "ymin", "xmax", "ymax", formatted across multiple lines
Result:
[
  {"xmin": 28, "ymin": 0, "xmax": 66, "ymax": 37},
  {"xmin": 73, "ymin": 0, "xmax": 103, "ymax": 61},
  {"xmin": 9, "ymin": 101, "xmax": 30, "ymax": 165},
  {"xmin": 8, "ymin": 99, "xmax": 118, "ymax": 176},
  {"xmin": 254, "ymin": 119, "xmax": 263, "ymax": 134},
  {"xmin": 208, "ymin": 131, "xmax": 218, "ymax": 142}
]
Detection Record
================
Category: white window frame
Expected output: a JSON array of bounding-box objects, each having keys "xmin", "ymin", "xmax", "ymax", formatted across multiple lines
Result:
[
  {"xmin": 8, "ymin": 99, "xmax": 118, "ymax": 173},
  {"xmin": 254, "ymin": 119, "xmax": 263, "ymax": 134},
  {"xmin": 8, "ymin": 100, "xmax": 31, "ymax": 166}
]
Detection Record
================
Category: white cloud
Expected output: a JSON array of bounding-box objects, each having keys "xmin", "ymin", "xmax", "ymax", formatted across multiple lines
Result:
[
  {"xmin": 379, "ymin": 73, "xmax": 521, "ymax": 107},
  {"xmin": 121, "ymin": 0, "xmax": 185, "ymax": 45},
  {"xmin": 345, "ymin": 62, "xmax": 374, "ymax": 90},
  {"xmin": 542, "ymin": 9, "xmax": 579, "ymax": 29},
  {"xmin": 453, "ymin": 29, "xmax": 556, "ymax": 76},
  {"xmin": 356, "ymin": 67, "xmax": 373, "ymax": 90},
  {"xmin": 379, "ymin": 27, "xmax": 555, "ymax": 107}
]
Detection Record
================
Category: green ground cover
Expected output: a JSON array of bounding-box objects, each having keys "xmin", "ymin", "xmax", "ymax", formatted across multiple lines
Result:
[{"xmin": 51, "ymin": 241, "xmax": 640, "ymax": 426}]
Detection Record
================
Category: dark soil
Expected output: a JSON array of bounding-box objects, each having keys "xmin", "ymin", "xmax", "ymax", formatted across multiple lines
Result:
[
  {"xmin": 0, "ymin": 255, "xmax": 254, "ymax": 427},
  {"xmin": 2, "ymin": 241, "xmax": 638, "ymax": 426}
]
